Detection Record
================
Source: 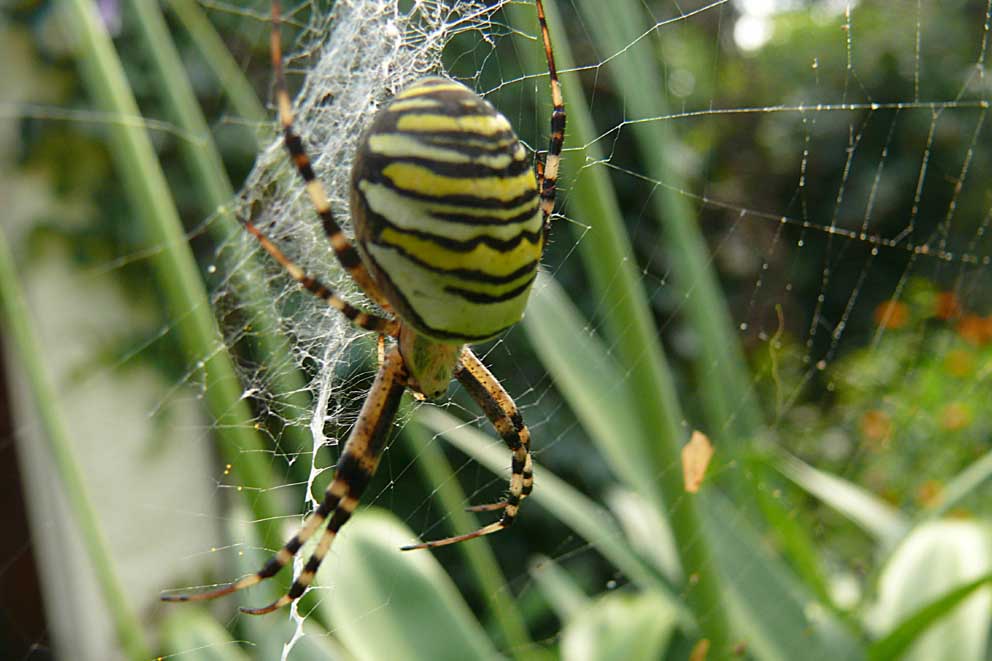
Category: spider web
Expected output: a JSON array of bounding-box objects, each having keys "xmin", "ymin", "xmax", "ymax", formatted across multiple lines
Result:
[
  {"xmin": 3, "ymin": 0, "xmax": 992, "ymax": 659},
  {"xmin": 202, "ymin": 0, "xmax": 992, "ymax": 656}
]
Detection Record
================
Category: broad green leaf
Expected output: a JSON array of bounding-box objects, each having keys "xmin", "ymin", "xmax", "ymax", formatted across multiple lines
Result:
[
  {"xmin": 869, "ymin": 572, "xmax": 992, "ymax": 661},
  {"xmin": 867, "ymin": 520, "xmax": 992, "ymax": 661},
  {"xmin": 561, "ymin": 591, "xmax": 677, "ymax": 661},
  {"xmin": 317, "ymin": 509, "xmax": 500, "ymax": 661},
  {"xmin": 160, "ymin": 610, "xmax": 251, "ymax": 661}
]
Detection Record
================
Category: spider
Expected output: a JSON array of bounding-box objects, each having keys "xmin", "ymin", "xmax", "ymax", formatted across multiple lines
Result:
[{"xmin": 162, "ymin": 0, "xmax": 564, "ymax": 615}]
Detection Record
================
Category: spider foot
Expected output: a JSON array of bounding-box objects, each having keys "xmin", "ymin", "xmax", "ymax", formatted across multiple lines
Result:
[
  {"xmin": 160, "ymin": 574, "xmax": 259, "ymax": 603},
  {"xmin": 464, "ymin": 501, "xmax": 508, "ymax": 513},
  {"xmin": 400, "ymin": 521, "xmax": 506, "ymax": 551},
  {"xmin": 240, "ymin": 595, "xmax": 292, "ymax": 615}
]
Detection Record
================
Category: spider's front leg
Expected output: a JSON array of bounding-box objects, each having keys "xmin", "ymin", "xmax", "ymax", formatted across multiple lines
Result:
[
  {"xmin": 402, "ymin": 348, "xmax": 533, "ymax": 550},
  {"xmin": 270, "ymin": 0, "xmax": 392, "ymax": 312}
]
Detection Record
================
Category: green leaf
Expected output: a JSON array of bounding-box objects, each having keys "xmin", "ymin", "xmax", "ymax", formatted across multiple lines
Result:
[
  {"xmin": 65, "ymin": 0, "xmax": 284, "ymax": 550},
  {"xmin": 131, "ymin": 0, "xmax": 313, "ymax": 462},
  {"xmin": 606, "ymin": 490, "xmax": 681, "ymax": 583},
  {"xmin": 560, "ymin": 591, "xmax": 677, "ymax": 661},
  {"xmin": 869, "ymin": 572, "xmax": 992, "ymax": 661},
  {"xmin": 529, "ymin": 555, "xmax": 592, "ymax": 621},
  {"xmin": 418, "ymin": 406, "xmax": 866, "ymax": 659},
  {"xmin": 160, "ymin": 610, "xmax": 251, "ymax": 661},
  {"xmin": 523, "ymin": 274, "xmax": 660, "ymax": 504},
  {"xmin": 0, "ymin": 223, "xmax": 150, "ymax": 660},
  {"xmin": 776, "ymin": 452, "xmax": 909, "ymax": 545},
  {"xmin": 751, "ymin": 460, "xmax": 835, "ymax": 607},
  {"xmin": 567, "ymin": 0, "xmax": 763, "ymax": 443},
  {"xmin": 403, "ymin": 418, "xmax": 540, "ymax": 660},
  {"xmin": 509, "ymin": 0, "xmax": 737, "ymax": 648},
  {"xmin": 316, "ymin": 509, "xmax": 500, "ymax": 661},
  {"xmin": 868, "ymin": 520, "xmax": 992, "ymax": 661},
  {"xmin": 530, "ymin": 554, "xmax": 678, "ymax": 660},
  {"xmin": 924, "ymin": 448, "xmax": 992, "ymax": 519},
  {"xmin": 703, "ymin": 494, "xmax": 866, "ymax": 661},
  {"xmin": 415, "ymin": 407, "xmax": 694, "ymax": 627}
]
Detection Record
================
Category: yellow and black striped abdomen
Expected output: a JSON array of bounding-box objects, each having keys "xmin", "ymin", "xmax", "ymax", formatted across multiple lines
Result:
[{"xmin": 351, "ymin": 77, "xmax": 543, "ymax": 343}]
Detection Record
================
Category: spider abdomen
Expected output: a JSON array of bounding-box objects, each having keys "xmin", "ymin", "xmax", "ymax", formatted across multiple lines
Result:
[{"xmin": 351, "ymin": 77, "xmax": 543, "ymax": 343}]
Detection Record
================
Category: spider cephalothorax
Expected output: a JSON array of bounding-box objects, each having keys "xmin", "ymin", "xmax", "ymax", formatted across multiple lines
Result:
[{"xmin": 163, "ymin": 0, "xmax": 564, "ymax": 615}]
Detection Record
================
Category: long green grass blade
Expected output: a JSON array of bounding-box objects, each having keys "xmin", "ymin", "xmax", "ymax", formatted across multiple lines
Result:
[
  {"xmin": 0, "ymin": 229, "xmax": 151, "ymax": 660},
  {"xmin": 776, "ymin": 452, "xmax": 909, "ymax": 545},
  {"xmin": 507, "ymin": 1, "xmax": 733, "ymax": 649},
  {"xmin": 523, "ymin": 275, "xmax": 660, "ymax": 505},
  {"xmin": 65, "ymin": 0, "xmax": 283, "ymax": 546},
  {"xmin": 752, "ymin": 463, "xmax": 835, "ymax": 607},
  {"xmin": 130, "ymin": 0, "xmax": 312, "ymax": 461},
  {"xmin": 404, "ymin": 418, "xmax": 541, "ymax": 661},
  {"xmin": 317, "ymin": 510, "xmax": 501, "ymax": 661},
  {"xmin": 166, "ymin": 0, "xmax": 268, "ymax": 133},
  {"xmin": 415, "ymin": 406, "xmax": 695, "ymax": 629},
  {"xmin": 703, "ymin": 493, "xmax": 865, "ymax": 660},
  {"xmin": 569, "ymin": 0, "xmax": 763, "ymax": 440},
  {"xmin": 924, "ymin": 447, "xmax": 992, "ymax": 520}
]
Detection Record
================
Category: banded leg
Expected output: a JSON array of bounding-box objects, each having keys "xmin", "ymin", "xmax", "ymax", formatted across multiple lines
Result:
[
  {"xmin": 162, "ymin": 348, "xmax": 408, "ymax": 612},
  {"xmin": 402, "ymin": 348, "xmax": 532, "ymax": 550},
  {"xmin": 534, "ymin": 0, "xmax": 566, "ymax": 235},
  {"xmin": 271, "ymin": 1, "xmax": 391, "ymax": 312},
  {"xmin": 243, "ymin": 219, "xmax": 398, "ymax": 335}
]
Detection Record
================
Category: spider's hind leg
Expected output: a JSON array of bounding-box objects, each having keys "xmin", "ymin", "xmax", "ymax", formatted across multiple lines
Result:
[
  {"xmin": 162, "ymin": 348, "xmax": 408, "ymax": 612},
  {"xmin": 240, "ymin": 347, "xmax": 408, "ymax": 614},
  {"xmin": 401, "ymin": 348, "xmax": 533, "ymax": 551}
]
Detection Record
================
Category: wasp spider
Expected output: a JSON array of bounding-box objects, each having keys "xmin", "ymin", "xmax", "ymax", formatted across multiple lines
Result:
[{"xmin": 163, "ymin": 0, "xmax": 565, "ymax": 614}]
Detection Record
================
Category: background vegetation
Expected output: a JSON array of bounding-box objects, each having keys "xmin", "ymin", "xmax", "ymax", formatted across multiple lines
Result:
[{"xmin": 1, "ymin": 0, "xmax": 990, "ymax": 659}]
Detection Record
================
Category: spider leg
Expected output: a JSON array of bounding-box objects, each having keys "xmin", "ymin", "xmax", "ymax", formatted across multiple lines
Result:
[
  {"xmin": 535, "ymin": 0, "xmax": 566, "ymax": 235},
  {"xmin": 242, "ymin": 219, "xmax": 398, "ymax": 335},
  {"xmin": 401, "ymin": 348, "xmax": 532, "ymax": 551},
  {"xmin": 270, "ymin": 1, "xmax": 392, "ymax": 311},
  {"xmin": 163, "ymin": 348, "xmax": 407, "ymax": 611}
]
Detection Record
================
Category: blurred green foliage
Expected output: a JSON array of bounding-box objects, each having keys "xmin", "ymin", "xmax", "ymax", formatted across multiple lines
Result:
[{"xmin": 1, "ymin": 1, "xmax": 990, "ymax": 659}]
